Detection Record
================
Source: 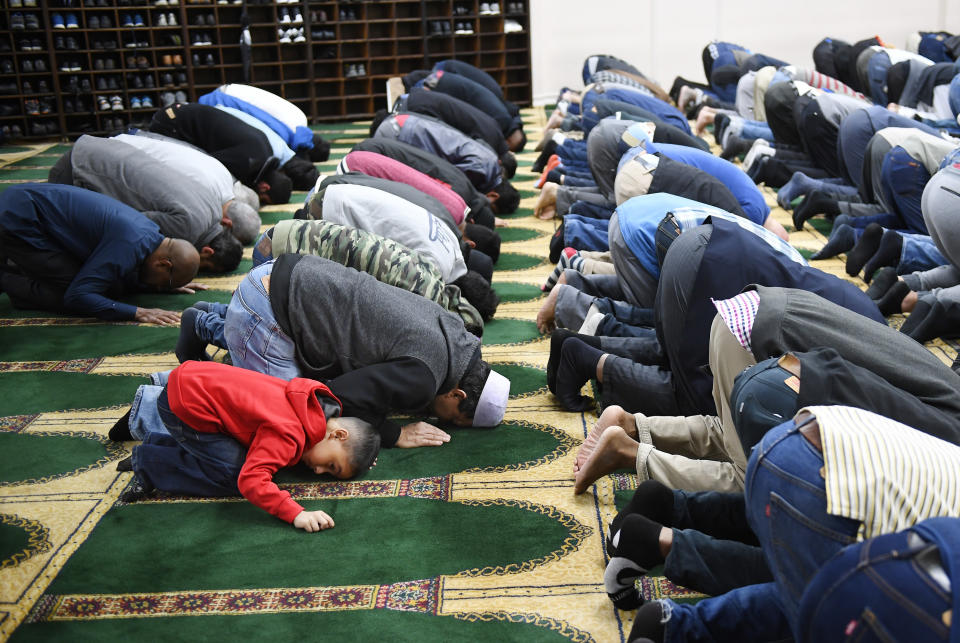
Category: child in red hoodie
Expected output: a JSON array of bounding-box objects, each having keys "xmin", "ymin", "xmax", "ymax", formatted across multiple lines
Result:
[{"xmin": 110, "ymin": 361, "xmax": 381, "ymax": 532}]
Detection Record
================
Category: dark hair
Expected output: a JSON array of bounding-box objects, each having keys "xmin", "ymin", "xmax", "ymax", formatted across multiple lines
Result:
[
  {"xmin": 282, "ymin": 156, "xmax": 319, "ymax": 190},
  {"xmin": 369, "ymin": 109, "xmax": 389, "ymax": 137},
  {"xmin": 206, "ymin": 229, "xmax": 243, "ymax": 273},
  {"xmin": 265, "ymin": 169, "xmax": 293, "ymax": 205},
  {"xmin": 453, "ymin": 270, "xmax": 500, "ymax": 321},
  {"xmin": 500, "ymin": 151, "xmax": 517, "ymax": 179},
  {"xmin": 336, "ymin": 416, "xmax": 381, "ymax": 475},
  {"xmin": 457, "ymin": 358, "xmax": 491, "ymax": 418},
  {"xmin": 491, "ymin": 180, "xmax": 519, "ymax": 214},
  {"xmin": 309, "ymin": 133, "xmax": 331, "ymax": 162},
  {"xmin": 465, "ymin": 223, "xmax": 501, "ymax": 263}
]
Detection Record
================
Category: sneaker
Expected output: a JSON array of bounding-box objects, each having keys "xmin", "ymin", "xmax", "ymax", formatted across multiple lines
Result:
[
  {"xmin": 25, "ymin": 13, "xmax": 39, "ymax": 29},
  {"xmin": 21, "ymin": 59, "xmax": 33, "ymax": 73},
  {"xmin": 97, "ymin": 95, "xmax": 110, "ymax": 110},
  {"xmin": 356, "ymin": 63, "xmax": 365, "ymax": 76},
  {"xmin": 278, "ymin": 28, "xmax": 291, "ymax": 44},
  {"xmin": 65, "ymin": 36, "xmax": 78, "ymax": 49},
  {"xmin": 51, "ymin": 12, "xmax": 65, "ymax": 28},
  {"xmin": 344, "ymin": 63, "xmax": 356, "ymax": 78},
  {"xmin": 503, "ymin": 18, "xmax": 522, "ymax": 32},
  {"xmin": 130, "ymin": 95, "xmax": 141, "ymax": 108},
  {"xmin": 110, "ymin": 94, "xmax": 123, "ymax": 110},
  {"xmin": 122, "ymin": 13, "xmax": 133, "ymax": 27},
  {"xmin": 118, "ymin": 474, "xmax": 154, "ymax": 504},
  {"xmin": 174, "ymin": 90, "xmax": 187, "ymax": 103},
  {"xmin": 24, "ymin": 99, "xmax": 39, "ymax": 115},
  {"xmin": 292, "ymin": 10, "xmax": 303, "ymax": 24},
  {"xmin": 293, "ymin": 27, "xmax": 305, "ymax": 43},
  {"xmin": 160, "ymin": 90, "xmax": 175, "ymax": 106},
  {"xmin": 489, "ymin": 2, "xmax": 500, "ymax": 13},
  {"xmin": 193, "ymin": 13, "xmax": 205, "ymax": 26},
  {"xmin": 22, "ymin": 80, "xmax": 32, "ymax": 93},
  {"xmin": 479, "ymin": 2, "xmax": 490, "ymax": 14},
  {"xmin": 34, "ymin": 58, "xmax": 45, "ymax": 72},
  {"xmin": 162, "ymin": 72, "xmax": 173, "ymax": 86},
  {"xmin": 167, "ymin": 12, "xmax": 177, "ymax": 26},
  {"xmin": 141, "ymin": 95, "xmax": 153, "ymax": 108},
  {"xmin": 37, "ymin": 79, "xmax": 48, "ymax": 93},
  {"xmin": 145, "ymin": 74, "xmax": 155, "ymax": 88},
  {"xmin": 279, "ymin": 7, "xmax": 290, "ymax": 23},
  {"xmin": 133, "ymin": 13, "xmax": 144, "ymax": 26},
  {"xmin": 101, "ymin": 14, "xmax": 112, "ymax": 28},
  {"xmin": 156, "ymin": 12, "xmax": 167, "ymax": 26},
  {"xmin": 204, "ymin": 53, "xmax": 214, "ymax": 65}
]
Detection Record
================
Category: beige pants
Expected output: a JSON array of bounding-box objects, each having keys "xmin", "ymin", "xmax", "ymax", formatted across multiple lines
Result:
[
  {"xmin": 579, "ymin": 250, "xmax": 616, "ymax": 275},
  {"xmin": 632, "ymin": 315, "xmax": 757, "ymax": 492}
]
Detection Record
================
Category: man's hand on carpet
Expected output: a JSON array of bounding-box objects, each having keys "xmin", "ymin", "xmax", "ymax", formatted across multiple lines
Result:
[
  {"xmin": 135, "ymin": 307, "xmax": 181, "ymax": 326},
  {"xmin": 397, "ymin": 422, "xmax": 451, "ymax": 448},
  {"xmin": 294, "ymin": 510, "xmax": 335, "ymax": 532},
  {"xmin": 173, "ymin": 282, "xmax": 210, "ymax": 294}
]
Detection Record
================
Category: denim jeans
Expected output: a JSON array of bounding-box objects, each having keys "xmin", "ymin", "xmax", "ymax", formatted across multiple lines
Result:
[
  {"xmin": 950, "ymin": 73, "xmax": 960, "ymax": 119},
  {"xmin": 563, "ymin": 214, "xmax": 610, "ymax": 252},
  {"xmin": 880, "ymin": 145, "xmax": 930, "ymax": 234},
  {"xmin": 900, "ymin": 232, "xmax": 949, "ymax": 275},
  {"xmin": 797, "ymin": 525, "xmax": 953, "ymax": 643},
  {"xmin": 224, "ymin": 261, "xmax": 300, "ymax": 380},
  {"xmin": 744, "ymin": 418, "xmax": 861, "ymax": 632},
  {"xmin": 193, "ymin": 301, "xmax": 229, "ymax": 349},
  {"xmin": 592, "ymin": 297, "xmax": 654, "ymax": 327},
  {"xmin": 661, "ymin": 582, "xmax": 791, "ymax": 643},
  {"xmin": 130, "ymin": 388, "xmax": 246, "ymax": 497},
  {"xmin": 664, "ymin": 490, "xmax": 772, "ymax": 596},
  {"xmin": 567, "ymin": 200, "xmax": 613, "ymax": 220},
  {"xmin": 557, "ymin": 138, "xmax": 588, "ymax": 163},
  {"xmin": 738, "ymin": 119, "xmax": 775, "ymax": 142}
]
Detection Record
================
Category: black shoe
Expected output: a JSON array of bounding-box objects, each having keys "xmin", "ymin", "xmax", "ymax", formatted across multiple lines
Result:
[
  {"xmin": 119, "ymin": 473, "xmax": 154, "ymax": 503},
  {"xmin": 116, "ymin": 455, "xmax": 133, "ymax": 471},
  {"xmin": 108, "ymin": 408, "xmax": 133, "ymax": 441}
]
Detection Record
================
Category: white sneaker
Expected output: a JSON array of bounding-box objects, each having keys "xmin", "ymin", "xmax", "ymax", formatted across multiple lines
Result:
[
  {"xmin": 157, "ymin": 13, "xmax": 167, "ymax": 25},
  {"xmin": 293, "ymin": 11, "xmax": 303, "ymax": 24},
  {"xmin": 504, "ymin": 19, "xmax": 522, "ymax": 33},
  {"xmin": 489, "ymin": 2, "xmax": 500, "ymax": 13},
  {"xmin": 293, "ymin": 27, "xmax": 305, "ymax": 43},
  {"xmin": 279, "ymin": 8, "xmax": 290, "ymax": 23},
  {"xmin": 278, "ymin": 28, "xmax": 291, "ymax": 43},
  {"xmin": 479, "ymin": 2, "xmax": 491, "ymax": 14}
]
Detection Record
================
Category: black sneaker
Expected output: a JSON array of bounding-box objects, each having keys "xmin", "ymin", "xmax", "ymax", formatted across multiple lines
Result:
[{"xmin": 119, "ymin": 473, "xmax": 154, "ymax": 503}]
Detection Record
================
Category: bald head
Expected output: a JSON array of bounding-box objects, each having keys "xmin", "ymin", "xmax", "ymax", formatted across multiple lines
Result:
[{"xmin": 140, "ymin": 238, "xmax": 200, "ymax": 290}]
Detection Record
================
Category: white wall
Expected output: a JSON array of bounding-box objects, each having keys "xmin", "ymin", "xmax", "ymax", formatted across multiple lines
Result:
[{"xmin": 529, "ymin": 0, "xmax": 960, "ymax": 104}]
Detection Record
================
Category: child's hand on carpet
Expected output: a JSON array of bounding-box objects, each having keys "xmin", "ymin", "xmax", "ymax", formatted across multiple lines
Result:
[
  {"xmin": 294, "ymin": 510, "xmax": 335, "ymax": 532},
  {"xmin": 135, "ymin": 307, "xmax": 181, "ymax": 326},
  {"xmin": 396, "ymin": 422, "xmax": 451, "ymax": 448}
]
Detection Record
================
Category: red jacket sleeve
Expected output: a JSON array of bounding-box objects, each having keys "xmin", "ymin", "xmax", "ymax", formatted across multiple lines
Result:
[{"xmin": 236, "ymin": 423, "xmax": 306, "ymax": 523}]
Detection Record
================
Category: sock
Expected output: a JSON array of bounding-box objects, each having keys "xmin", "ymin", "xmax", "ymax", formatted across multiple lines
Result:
[
  {"xmin": 900, "ymin": 297, "xmax": 952, "ymax": 343},
  {"xmin": 809, "ymin": 224, "xmax": 855, "ymax": 260},
  {"xmin": 777, "ymin": 171, "xmax": 817, "ymax": 209},
  {"xmin": 746, "ymin": 155, "xmax": 767, "ymax": 183},
  {"xmin": 861, "ymin": 229, "xmax": 903, "ymax": 284},
  {"xmin": 754, "ymin": 155, "xmax": 795, "ymax": 188},
  {"xmin": 713, "ymin": 113, "xmax": 730, "ymax": 146},
  {"xmin": 793, "ymin": 190, "xmax": 841, "ymax": 231},
  {"xmin": 865, "ymin": 266, "xmax": 899, "ymax": 300},
  {"xmin": 608, "ymin": 480, "xmax": 675, "ymax": 555},
  {"xmin": 118, "ymin": 472, "xmax": 154, "ymax": 504},
  {"xmin": 548, "ymin": 330, "xmax": 601, "ymax": 393},
  {"xmin": 108, "ymin": 408, "xmax": 133, "ymax": 441},
  {"xmin": 175, "ymin": 307, "xmax": 212, "ymax": 363},
  {"xmin": 535, "ymin": 155, "xmax": 561, "ymax": 188},
  {"xmin": 742, "ymin": 139, "xmax": 773, "ymax": 173},
  {"xmin": 549, "ymin": 221, "xmax": 566, "ymax": 263},
  {"xmin": 611, "ymin": 513, "xmax": 667, "ymax": 569},
  {"xmin": 116, "ymin": 455, "xmax": 133, "ymax": 471},
  {"xmin": 628, "ymin": 602, "xmax": 667, "ymax": 643},
  {"xmin": 532, "ymin": 138, "xmax": 559, "ymax": 173},
  {"xmin": 876, "ymin": 279, "xmax": 910, "ymax": 316},
  {"xmin": 555, "ymin": 338, "xmax": 602, "ymax": 411},
  {"xmin": 604, "ymin": 557, "xmax": 646, "ymax": 610},
  {"xmin": 719, "ymin": 134, "xmax": 752, "ymax": 161},
  {"xmin": 845, "ymin": 223, "xmax": 884, "ymax": 277},
  {"xmin": 542, "ymin": 249, "xmax": 583, "ymax": 291}
]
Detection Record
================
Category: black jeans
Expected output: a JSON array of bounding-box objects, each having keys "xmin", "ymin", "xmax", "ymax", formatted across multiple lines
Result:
[{"xmin": 0, "ymin": 226, "xmax": 79, "ymax": 312}]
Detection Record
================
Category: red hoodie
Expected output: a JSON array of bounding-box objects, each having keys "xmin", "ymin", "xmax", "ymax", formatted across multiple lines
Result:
[{"xmin": 166, "ymin": 361, "xmax": 340, "ymax": 523}]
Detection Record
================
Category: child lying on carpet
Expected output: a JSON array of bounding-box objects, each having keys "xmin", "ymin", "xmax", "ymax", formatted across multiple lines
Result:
[{"xmin": 109, "ymin": 360, "xmax": 381, "ymax": 533}]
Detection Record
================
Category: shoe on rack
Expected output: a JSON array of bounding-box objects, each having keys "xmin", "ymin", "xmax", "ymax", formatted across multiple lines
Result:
[
  {"xmin": 157, "ymin": 12, "xmax": 167, "ymax": 26},
  {"xmin": 97, "ymin": 95, "xmax": 110, "ymax": 110},
  {"xmin": 292, "ymin": 9, "xmax": 302, "ymax": 24},
  {"xmin": 110, "ymin": 94, "xmax": 123, "ymax": 110},
  {"xmin": 279, "ymin": 7, "xmax": 290, "ymax": 23},
  {"xmin": 293, "ymin": 27, "xmax": 305, "ymax": 43},
  {"xmin": 122, "ymin": 13, "xmax": 133, "ymax": 27},
  {"xmin": 141, "ymin": 95, "xmax": 153, "ymax": 108},
  {"xmin": 52, "ymin": 12, "xmax": 65, "ymax": 28},
  {"xmin": 130, "ymin": 95, "xmax": 141, "ymax": 108},
  {"xmin": 133, "ymin": 13, "xmax": 145, "ymax": 26},
  {"xmin": 21, "ymin": 59, "xmax": 33, "ymax": 73},
  {"xmin": 160, "ymin": 90, "xmax": 175, "ymax": 106},
  {"xmin": 144, "ymin": 74, "xmax": 155, "ymax": 88},
  {"xmin": 204, "ymin": 53, "xmax": 214, "ymax": 65},
  {"xmin": 277, "ymin": 28, "xmax": 291, "ymax": 44},
  {"xmin": 504, "ymin": 18, "xmax": 522, "ymax": 32},
  {"xmin": 174, "ymin": 90, "xmax": 187, "ymax": 103}
]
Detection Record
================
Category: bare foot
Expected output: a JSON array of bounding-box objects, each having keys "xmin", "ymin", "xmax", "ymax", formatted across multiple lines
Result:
[
  {"xmin": 694, "ymin": 107, "xmax": 715, "ymax": 136},
  {"xmin": 536, "ymin": 285, "xmax": 560, "ymax": 334},
  {"xmin": 535, "ymin": 182, "xmax": 558, "ymax": 219},
  {"xmin": 574, "ymin": 405, "xmax": 638, "ymax": 472},
  {"xmin": 573, "ymin": 426, "xmax": 639, "ymax": 494},
  {"xmin": 677, "ymin": 85, "xmax": 698, "ymax": 112},
  {"xmin": 494, "ymin": 216, "xmax": 507, "ymax": 227}
]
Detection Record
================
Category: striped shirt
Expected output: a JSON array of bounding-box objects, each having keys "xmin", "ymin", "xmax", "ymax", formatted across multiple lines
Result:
[
  {"xmin": 807, "ymin": 405, "xmax": 960, "ymax": 541},
  {"xmin": 712, "ymin": 290, "xmax": 761, "ymax": 351}
]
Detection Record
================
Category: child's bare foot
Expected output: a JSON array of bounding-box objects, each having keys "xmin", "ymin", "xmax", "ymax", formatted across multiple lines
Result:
[
  {"xmin": 534, "ymin": 182, "xmax": 558, "ymax": 219},
  {"xmin": 573, "ymin": 426, "xmax": 639, "ymax": 494},
  {"xmin": 574, "ymin": 405, "xmax": 638, "ymax": 472},
  {"xmin": 536, "ymin": 284, "xmax": 561, "ymax": 334},
  {"xmin": 694, "ymin": 107, "xmax": 715, "ymax": 136}
]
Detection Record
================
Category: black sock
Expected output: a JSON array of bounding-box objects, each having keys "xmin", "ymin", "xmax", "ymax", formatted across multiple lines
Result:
[
  {"xmin": 900, "ymin": 297, "xmax": 953, "ymax": 343},
  {"xmin": 532, "ymin": 138, "xmax": 559, "ymax": 173},
  {"xmin": 608, "ymin": 480, "xmax": 675, "ymax": 555},
  {"xmin": 713, "ymin": 113, "xmax": 730, "ymax": 145},
  {"xmin": 555, "ymin": 338, "xmax": 602, "ymax": 411},
  {"xmin": 862, "ymin": 229, "xmax": 903, "ymax": 284},
  {"xmin": 116, "ymin": 455, "xmax": 133, "ymax": 471},
  {"xmin": 175, "ymin": 307, "xmax": 212, "ymax": 363},
  {"xmin": 547, "ymin": 329, "xmax": 600, "ymax": 393},
  {"xmin": 865, "ymin": 266, "xmax": 899, "ymax": 300},
  {"xmin": 720, "ymin": 134, "xmax": 751, "ymax": 161},
  {"xmin": 118, "ymin": 472, "xmax": 154, "ymax": 503},
  {"xmin": 845, "ymin": 223, "xmax": 883, "ymax": 277},
  {"xmin": 809, "ymin": 223, "xmax": 855, "ymax": 260},
  {"xmin": 876, "ymin": 280, "xmax": 910, "ymax": 316},
  {"xmin": 108, "ymin": 408, "xmax": 132, "ymax": 441},
  {"xmin": 746, "ymin": 155, "xmax": 767, "ymax": 183},
  {"xmin": 793, "ymin": 190, "xmax": 841, "ymax": 231},
  {"xmin": 549, "ymin": 221, "xmax": 566, "ymax": 263},
  {"xmin": 611, "ymin": 513, "xmax": 667, "ymax": 569},
  {"xmin": 628, "ymin": 602, "xmax": 667, "ymax": 643},
  {"xmin": 754, "ymin": 156, "xmax": 794, "ymax": 188}
]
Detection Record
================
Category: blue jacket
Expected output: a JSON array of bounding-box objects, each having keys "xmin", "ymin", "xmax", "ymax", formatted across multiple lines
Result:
[{"xmin": 0, "ymin": 183, "xmax": 164, "ymax": 320}]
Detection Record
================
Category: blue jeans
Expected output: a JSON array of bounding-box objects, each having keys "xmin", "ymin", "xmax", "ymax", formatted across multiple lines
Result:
[
  {"xmin": 556, "ymin": 138, "xmax": 588, "ymax": 163},
  {"xmin": 130, "ymin": 387, "xmax": 246, "ymax": 497},
  {"xmin": 900, "ymin": 232, "xmax": 949, "ymax": 274},
  {"xmin": 797, "ymin": 525, "xmax": 953, "ymax": 643},
  {"xmin": 224, "ymin": 261, "xmax": 300, "ymax": 380},
  {"xmin": 738, "ymin": 119, "xmax": 775, "ymax": 142},
  {"xmin": 744, "ymin": 418, "xmax": 861, "ymax": 633},
  {"xmin": 193, "ymin": 301, "xmax": 229, "ymax": 349},
  {"xmin": 662, "ymin": 582, "xmax": 791, "ymax": 643},
  {"xmin": 880, "ymin": 145, "xmax": 930, "ymax": 234},
  {"xmin": 592, "ymin": 297, "xmax": 654, "ymax": 327},
  {"xmin": 950, "ymin": 73, "xmax": 960, "ymax": 119},
  {"xmin": 563, "ymin": 214, "xmax": 609, "ymax": 252},
  {"xmin": 567, "ymin": 200, "xmax": 613, "ymax": 220}
]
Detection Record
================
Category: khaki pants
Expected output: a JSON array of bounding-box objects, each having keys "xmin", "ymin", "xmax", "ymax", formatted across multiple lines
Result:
[{"xmin": 632, "ymin": 315, "xmax": 757, "ymax": 492}]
